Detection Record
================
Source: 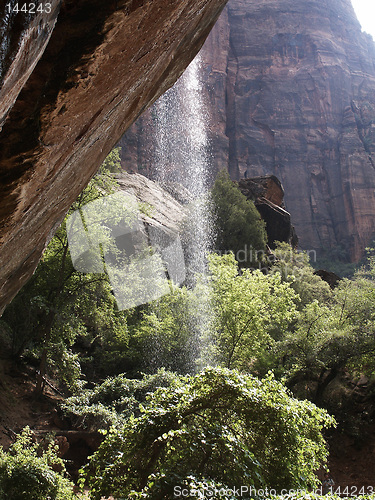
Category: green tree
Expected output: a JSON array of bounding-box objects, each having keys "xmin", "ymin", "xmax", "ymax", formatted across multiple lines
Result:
[
  {"xmin": 206, "ymin": 253, "xmax": 298, "ymax": 370},
  {"xmin": 100, "ymin": 146, "xmax": 122, "ymax": 173},
  {"xmin": 211, "ymin": 171, "xmax": 267, "ymax": 266},
  {"xmin": 271, "ymin": 242, "xmax": 332, "ymax": 308},
  {"xmin": 273, "ymin": 262, "xmax": 375, "ymax": 403},
  {"xmin": 83, "ymin": 367, "xmax": 334, "ymax": 500},
  {"xmin": 1, "ymin": 148, "xmax": 129, "ymax": 393}
]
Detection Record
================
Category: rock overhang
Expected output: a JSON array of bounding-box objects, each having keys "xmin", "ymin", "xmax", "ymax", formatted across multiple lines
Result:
[{"xmin": 0, "ymin": 0, "xmax": 228, "ymax": 315}]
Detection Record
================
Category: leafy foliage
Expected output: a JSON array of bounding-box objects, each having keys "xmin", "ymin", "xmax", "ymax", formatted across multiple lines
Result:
[
  {"xmin": 129, "ymin": 284, "xmax": 203, "ymax": 374},
  {"xmin": 0, "ymin": 427, "xmax": 76, "ymax": 500},
  {"xmin": 1, "ymin": 148, "xmax": 129, "ymax": 391},
  {"xmin": 60, "ymin": 369, "xmax": 178, "ymax": 430},
  {"xmin": 211, "ymin": 171, "xmax": 267, "ymax": 265},
  {"xmin": 3, "ymin": 148, "xmax": 375, "ymax": 498},
  {"xmin": 267, "ymin": 244, "xmax": 375, "ymax": 404},
  {"xmin": 83, "ymin": 367, "xmax": 334, "ymax": 500},
  {"xmin": 207, "ymin": 253, "xmax": 299, "ymax": 370},
  {"xmin": 271, "ymin": 243, "xmax": 332, "ymax": 307}
]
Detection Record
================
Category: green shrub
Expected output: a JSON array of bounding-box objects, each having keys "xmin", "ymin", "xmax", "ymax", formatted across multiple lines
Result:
[
  {"xmin": 61, "ymin": 369, "xmax": 178, "ymax": 430},
  {"xmin": 83, "ymin": 367, "xmax": 335, "ymax": 500},
  {"xmin": 207, "ymin": 252, "xmax": 299, "ymax": 370},
  {"xmin": 130, "ymin": 285, "xmax": 202, "ymax": 374},
  {"xmin": 211, "ymin": 170, "xmax": 267, "ymax": 266},
  {"xmin": 271, "ymin": 242, "xmax": 332, "ymax": 308},
  {"xmin": 0, "ymin": 427, "xmax": 76, "ymax": 500}
]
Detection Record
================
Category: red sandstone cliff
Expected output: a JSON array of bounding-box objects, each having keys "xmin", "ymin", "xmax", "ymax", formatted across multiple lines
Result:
[
  {"xmin": 0, "ymin": 0, "xmax": 227, "ymax": 315},
  {"xmin": 120, "ymin": 0, "xmax": 375, "ymax": 262},
  {"xmin": 202, "ymin": 0, "xmax": 375, "ymax": 262}
]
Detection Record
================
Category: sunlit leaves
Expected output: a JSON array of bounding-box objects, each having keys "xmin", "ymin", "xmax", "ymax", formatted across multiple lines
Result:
[
  {"xmin": 207, "ymin": 253, "xmax": 299, "ymax": 370},
  {"xmin": 83, "ymin": 367, "xmax": 334, "ymax": 500},
  {"xmin": 0, "ymin": 427, "xmax": 76, "ymax": 499}
]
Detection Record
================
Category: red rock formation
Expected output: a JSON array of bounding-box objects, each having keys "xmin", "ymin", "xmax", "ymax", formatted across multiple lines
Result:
[
  {"xmin": 238, "ymin": 176, "xmax": 298, "ymax": 248},
  {"xmin": 0, "ymin": 0, "xmax": 227, "ymax": 315},
  {"xmin": 238, "ymin": 176, "xmax": 285, "ymax": 208},
  {"xmin": 120, "ymin": 0, "xmax": 375, "ymax": 263},
  {"xmin": 200, "ymin": 0, "xmax": 375, "ymax": 262}
]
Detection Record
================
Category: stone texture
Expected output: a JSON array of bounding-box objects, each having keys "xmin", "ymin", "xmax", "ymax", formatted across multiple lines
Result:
[
  {"xmin": 0, "ymin": 0, "xmax": 227, "ymax": 315},
  {"xmin": 0, "ymin": 1, "xmax": 60, "ymax": 130},
  {"xmin": 238, "ymin": 176, "xmax": 298, "ymax": 248},
  {"xmin": 238, "ymin": 175, "xmax": 285, "ymax": 207},
  {"xmin": 200, "ymin": 0, "xmax": 375, "ymax": 262},
  {"xmin": 313, "ymin": 269, "xmax": 341, "ymax": 289},
  {"xmin": 115, "ymin": 172, "xmax": 186, "ymax": 238},
  {"xmin": 119, "ymin": 0, "xmax": 375, "ymax": 263}
]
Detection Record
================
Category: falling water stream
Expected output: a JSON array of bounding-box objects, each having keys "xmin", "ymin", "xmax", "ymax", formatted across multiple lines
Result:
[
  {"xmin": 67, "ymin": 53, "xmax": 215, "ymax": 371},
  {"xmin": 154, "ymin": 54, "xmax": 213, "ymax": 280},
  {"xmin": 153, "ymin": 54, "xmax": 214, "ymax": 369}
]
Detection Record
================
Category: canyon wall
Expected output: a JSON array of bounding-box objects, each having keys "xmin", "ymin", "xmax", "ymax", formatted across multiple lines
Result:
[
  {"xmin": 120, "ymin": 0, "xmax": 375, "ymax": 262},
  {"xmin": 0, "ymin": 0, "xmax": 227, "ymax": 315},
  {"xmin": 202, "ymin": 0, "xmax": 375, "ymax": 262}
]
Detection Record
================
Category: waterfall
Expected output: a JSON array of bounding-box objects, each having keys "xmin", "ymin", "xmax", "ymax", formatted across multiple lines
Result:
[
  {"xmin": 152, "ymin": 54, "xmax": 214, "ymax": 369},
  {"xmin": 154, "ymin": 54, "xmax": 213, "ymax": 280}
]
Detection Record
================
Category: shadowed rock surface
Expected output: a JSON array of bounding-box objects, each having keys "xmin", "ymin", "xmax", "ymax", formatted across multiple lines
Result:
[
  {"xmin": 201, "ymin": 0, "xmax": 375, "ymax": 262},
  {"xmin": 0, "ymin": 0, "xmax": 227, "ymax": 315},
  {"xmin": 120, "ymin": 0, "xmax": 375, "ymax": 262},
  {"xmin": 238, "ymin": 176, "xmax": 298, "ymax": 248},
  {"xmin": 314, "ymin": 269, "xmax": 341, "ymax": 288}
]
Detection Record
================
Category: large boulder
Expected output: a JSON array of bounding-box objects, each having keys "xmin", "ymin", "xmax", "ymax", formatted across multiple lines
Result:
[
  {"xmin": 238, "ymin": 176, "xmax": 298, "ymax": 248},
  {"xmin": 115, "ymin": 172, "xmax": 186, "ymax": 238}
]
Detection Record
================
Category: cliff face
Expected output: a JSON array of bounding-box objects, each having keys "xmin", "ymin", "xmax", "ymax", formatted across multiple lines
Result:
[
  {"xmin": 120, "ymin": 0, "xmax": 375, "ymax": 262},
  {"xmin": 0, "ymin": 0, "xmax": 227, "ymax": 315},
  {"xmin": 201, "ymin": 0, "xmax": 375, "ymax": 261}
]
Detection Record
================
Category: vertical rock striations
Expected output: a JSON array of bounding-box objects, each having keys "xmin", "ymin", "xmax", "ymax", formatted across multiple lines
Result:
[
  {"xmin": 0, "ymin": 1, "xmax": 60, "ymax": 131},
  {"xmin": 120, "ymin": 0, "xmax": 375, "ymax": 262},
  {"xmin": 201, "ymin": 0, "xmax": 375, "ymax": 261},
  {"xmin": 0, "ymin": 0, "xmax": 228, "ymax": 315}
]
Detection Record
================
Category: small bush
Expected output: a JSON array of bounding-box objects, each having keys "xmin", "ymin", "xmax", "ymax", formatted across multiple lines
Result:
[
  {"xmin": 211, "ymin": 170, "xmax": 267, "ymax": 266},
  {"xmin": 0, "ymin": 427, "xmax": 76, "ymax": 500}
]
